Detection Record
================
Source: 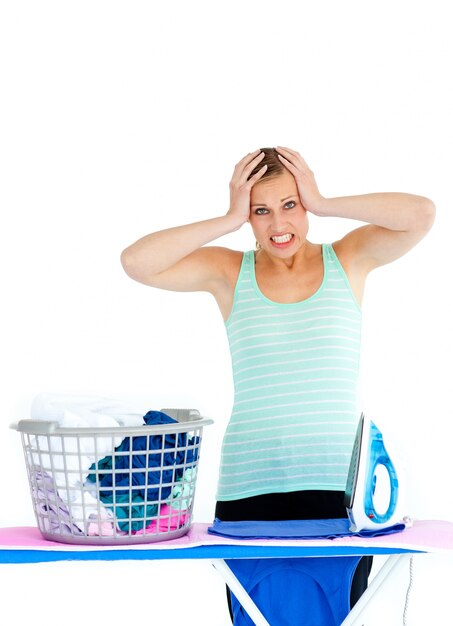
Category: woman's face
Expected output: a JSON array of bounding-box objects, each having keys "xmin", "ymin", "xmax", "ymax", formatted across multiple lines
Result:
[{"xmin": 249, "ymin": 170, "xmax": 308, "ymax": 257}]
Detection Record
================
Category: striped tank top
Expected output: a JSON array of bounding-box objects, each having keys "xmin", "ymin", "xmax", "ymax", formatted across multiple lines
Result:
[{"xmin": 216, "ymin": 243, "xmax": 362, "ymax": 501}]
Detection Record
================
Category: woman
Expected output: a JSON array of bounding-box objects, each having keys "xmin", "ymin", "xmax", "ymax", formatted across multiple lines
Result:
[{"xmin": 120, "ymin": 146, "xmax": 435, "ymax": 618}]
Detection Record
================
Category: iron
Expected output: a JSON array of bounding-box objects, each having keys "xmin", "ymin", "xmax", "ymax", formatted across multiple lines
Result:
[{"xmin": 344, "ymin": 413, "xmax": 404, "ymax": 532}]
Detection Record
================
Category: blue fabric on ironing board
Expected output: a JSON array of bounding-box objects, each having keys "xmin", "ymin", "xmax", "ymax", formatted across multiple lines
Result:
[
  {"xmin": 208, "ymin": 517, "xmax": 406, "ymax": 540},
  {"xmin": 226, "ymin": 555, "xmax": 360, "ymax": 626}
]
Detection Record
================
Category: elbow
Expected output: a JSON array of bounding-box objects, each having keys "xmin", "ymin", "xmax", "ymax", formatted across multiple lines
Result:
[
  {"xmin": 120, "ymin": 247, "xmax": 156, "ymax": 285},
  {"xmin": 420, "ymin": 198, "xmax": 436, "ymax": 232},
  {"xmin": 413, "ymin": 197, "xmax": 436, "ymax": 233},
  {"xmin": 120, "ymin": 247, "xmax": 138, "ymax": 279}
]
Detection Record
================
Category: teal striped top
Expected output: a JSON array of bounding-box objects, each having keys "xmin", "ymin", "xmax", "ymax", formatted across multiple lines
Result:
[{"xmin": 216, "ymin": 243, "xmax": 362, "ymax": 501}]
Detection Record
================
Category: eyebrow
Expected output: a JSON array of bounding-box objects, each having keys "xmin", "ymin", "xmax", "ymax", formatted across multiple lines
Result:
[{"xmin": 251, "ymin": 195, "xmax": 296, "ymax": 207}]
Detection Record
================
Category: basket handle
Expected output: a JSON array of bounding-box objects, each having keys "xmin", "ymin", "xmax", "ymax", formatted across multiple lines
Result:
[
  {"xmin": 12, "ymin": 419, "xmax": 59, "ymax": 434},
  {"xmin": 159, "ymin": 408, "xmax": 201, "ymax": 421}
]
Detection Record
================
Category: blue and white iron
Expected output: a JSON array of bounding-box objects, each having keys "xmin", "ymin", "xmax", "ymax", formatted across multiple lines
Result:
[{"xmin": 344, "ymin": 413, "xmax": 405, "ymax": 532}]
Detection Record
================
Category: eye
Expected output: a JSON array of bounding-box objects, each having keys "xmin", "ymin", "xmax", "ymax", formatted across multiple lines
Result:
[
  {"xmin": 254, "ymin": 208, "xmax": 269, "ymax": 215},
  {"xmin": 284, "ymin": 201, "xmax": 296, "ymax": 209}
]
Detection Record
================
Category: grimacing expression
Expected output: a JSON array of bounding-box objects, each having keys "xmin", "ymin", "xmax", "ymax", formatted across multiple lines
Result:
[{"xmin": 249, "ymin": 170, "xmax": 308, "ymax": 255}]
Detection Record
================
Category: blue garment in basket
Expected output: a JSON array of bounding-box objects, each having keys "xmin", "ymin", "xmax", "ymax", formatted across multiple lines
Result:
[
  {"xmin": 226, "ymin": 555, "xmax": 360, "ymax": 626},
  {"xmin": 87, "ymin": 411, "xmax": 199, "ymax": 531}
]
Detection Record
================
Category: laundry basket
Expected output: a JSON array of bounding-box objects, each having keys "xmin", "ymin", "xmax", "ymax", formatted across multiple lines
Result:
[{"xmin": 13, "ymin": 408, "xmax": 213, "ymax": 545}]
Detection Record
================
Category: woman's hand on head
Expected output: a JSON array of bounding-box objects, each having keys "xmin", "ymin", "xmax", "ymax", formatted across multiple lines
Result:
[
  {"xmin": 226, "ymin": 150, "xmax": 268, "ymax": 228},
  {"xmin": 275, "ymin": 146, "xmax": 325, "ymax": 215}
]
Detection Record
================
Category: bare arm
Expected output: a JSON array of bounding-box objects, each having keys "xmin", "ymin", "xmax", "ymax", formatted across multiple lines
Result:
[
  {"xmin": 120, "ymin": 215, "xmax": 242, "ymax": 291},
  {"xmin": 275, "ymin": 146, "xmax": 436, "ymax": 272},
  {"xmin": 315, "ymin": 192, "xmax": 436, "ymax": 271},
  {"xmin": 120, "ymin": 149, "xmax": 268, "ymax": 292}
]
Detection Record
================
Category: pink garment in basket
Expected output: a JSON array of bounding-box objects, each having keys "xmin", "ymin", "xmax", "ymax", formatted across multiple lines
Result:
[{"xmin": 133, "ymin": 505, "xmax": 188, "ymax": 535}]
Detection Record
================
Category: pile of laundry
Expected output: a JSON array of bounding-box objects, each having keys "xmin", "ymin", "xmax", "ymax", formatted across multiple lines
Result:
[{"xmin": 27, "ymin": 394, "xmax": 199, "ymax": 537}]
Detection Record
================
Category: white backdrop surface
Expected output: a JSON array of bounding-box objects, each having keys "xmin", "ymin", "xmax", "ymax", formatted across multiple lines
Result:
[{"xmin": 1, "ymin": 1, "xmax": 452, "ymax": 624}]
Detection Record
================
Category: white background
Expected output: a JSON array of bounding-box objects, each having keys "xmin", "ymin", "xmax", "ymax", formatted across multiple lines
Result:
[{"xmin": 1, "ymin": 1, "xmax": 452, "ymax": 624}]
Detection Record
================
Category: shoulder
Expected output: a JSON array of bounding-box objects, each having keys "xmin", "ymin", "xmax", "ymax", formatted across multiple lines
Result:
[
  {"xmin": 195, "ymin": 246, "xmax": 246, "ymax": 292},
  {"xmin": 329, "ymin": 231, "xmax": 375, "ymax": 279},
  {"xmin": 214, "ymin": 247, "xmax": 248, "ymax": 287},
  {"xmin": 327, "ymin": 239, "xmax": 369, "ymax": 307},
  {"xmin": 205, "ymin": 247, "xmax": 248, "ymax": 321},
  {"xmin": 328, "ymin": 238, "xmax": 357, "ymax": 272}
]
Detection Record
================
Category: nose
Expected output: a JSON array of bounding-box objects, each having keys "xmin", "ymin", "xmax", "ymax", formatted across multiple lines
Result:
[{"xmin": 271, "ymin": 209, "xmax": 289, "ymax": 232}]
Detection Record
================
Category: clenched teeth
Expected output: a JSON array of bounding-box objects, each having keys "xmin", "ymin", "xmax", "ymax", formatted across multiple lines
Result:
[{"xmin": 271, "ymin": 233, "xmax": 293, "ymax": 243}]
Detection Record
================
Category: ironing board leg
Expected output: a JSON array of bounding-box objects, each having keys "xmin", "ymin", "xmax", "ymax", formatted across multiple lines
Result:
[
  {"xmin": 211, "ymin": 559, "xmax": 271, "ymax": 626},
  {"xmin": 340, "ymin": 554, "xmax": 411, "ymax": 626}
]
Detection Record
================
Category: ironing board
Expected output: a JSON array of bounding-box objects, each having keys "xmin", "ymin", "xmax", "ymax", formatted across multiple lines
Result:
[{"xmin": 1, "ymin": 520, "xmax": 453, "ymax": 626}]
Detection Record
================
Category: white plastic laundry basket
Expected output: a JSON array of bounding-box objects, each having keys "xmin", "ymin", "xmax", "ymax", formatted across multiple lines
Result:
[{"xmin": 13, "ymin": 408, "xmax": 213, "ymax": 545}]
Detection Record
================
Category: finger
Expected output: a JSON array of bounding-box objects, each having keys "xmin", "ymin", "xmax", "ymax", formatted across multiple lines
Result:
[
  {"xmin": 250, "ymin": 164, "xmax": 268, "ymax": 181},
  {"xmin": 238, "ymin": 149, "xmax": 261, "ymax": 164},
  {"xmin": 276, "ymin": 149, "xmax": 299, "ymax": 166},
  {"xmin": 231, "ymin": 156, "xmax": 265, "ymax": 188},
  {"xmin": 277, "ymin": 153, "xmax": 296, "ymax": 169},
  {"xmin": 277, "ymin": 151, "xmax": 308, "ymax": 170},
  {"xmin": 232, "ymin": 152, "xmax": 264, "ymax": 182},
  {"xmin": 235, "ymin": 151, "xmax": 264, "ymax": 171},
  {"xmin": 240, "ymin": 152, "xmax": 265, "ymax": 180},
  {"xmin": 275, "ymin": 146, "xmax": 297, "ymax": 154},
  {"xmin": 276, "ymin": 146, "xmax": 304, "ymax": 162}
]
